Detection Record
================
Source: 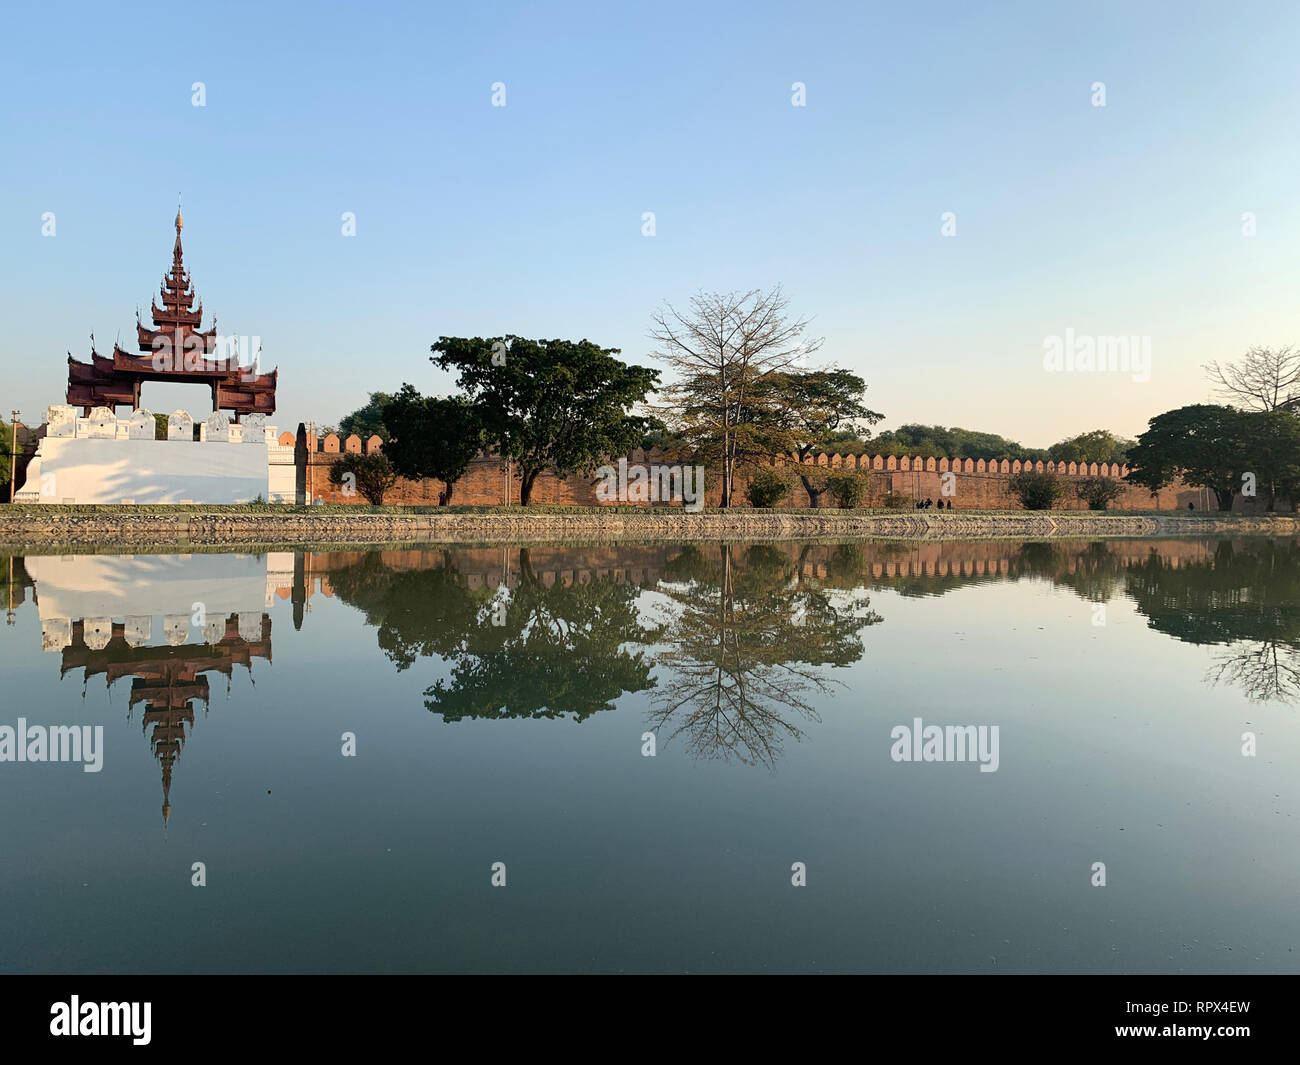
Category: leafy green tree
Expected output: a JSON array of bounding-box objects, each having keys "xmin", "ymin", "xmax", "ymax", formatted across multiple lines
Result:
[
  {"xmin": 329, "ymin": 452, "xmax": 398, "ymax": 504},
  {"xmin": 380, "ymin": 384, "xmax": 483, "ymax": 504},
  {"xmin": 339, "ymin": 391, "xmax": 396, "ymax": 443},
  {"xmin": 1243, "ymin": 408, "xmax": 1300, "ymax": 511},
  {"xmin": 1048, "ymin": 429, "xmax": 1134, "ymax": 465},
  {"xmin": 431, "ymin": 336, "xmax": 659, "ymax": 505},
  {"xmin": 1126, "ymin": 405, "xmax": 1252, "ymax": 510},
  {"xmin": 754, "ymin": 368, "xmax": 883, "ymax": 506},
  {"xmin": 1008, "ymin": 470, "xmax": 1066, "ymax": 510},
  {"xmin": 1074, "ymin": 476, "xmax": 1124, "ymax": 510},
  {"xmin": 825, "ymin": 472, "xmax": 868, "ymax": 508},
  {"xmin": 824, "ymin": 427, "xmax": 869, "ymax": 449},
  {"xmin": 745, "ymin": 466, "xmax": 792, "ymax": 508},
  {"xmin": 0, "ymin": 419, "xmax": 13, "ymax": 496},
  {"xmin": 872, "ymin": 424, "xmax": 1047, "ymax": 463}
]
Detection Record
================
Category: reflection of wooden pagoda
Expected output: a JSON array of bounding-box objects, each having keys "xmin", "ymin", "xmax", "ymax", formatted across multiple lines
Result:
[
  {"xmin": 60, "ymin": 614, "xmax": 271, "ymax": 825},
  {"xmin": 65, "ymin": 207, "xmax": 277, "ymax": 416}
]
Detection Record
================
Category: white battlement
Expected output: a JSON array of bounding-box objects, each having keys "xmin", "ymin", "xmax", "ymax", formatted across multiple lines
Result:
[
  {"xmin": 45, "ymin": 406, "xmax": 276, "ymax": 445},
  {"xmin": 14, "ymin": 405, "xmax": 281, "ymax": 504}
]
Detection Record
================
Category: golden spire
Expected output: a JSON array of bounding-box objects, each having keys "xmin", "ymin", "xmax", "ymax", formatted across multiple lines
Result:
[{"xmin": 172, "ymin": 197, "xmax": 185, "ymax": 269}]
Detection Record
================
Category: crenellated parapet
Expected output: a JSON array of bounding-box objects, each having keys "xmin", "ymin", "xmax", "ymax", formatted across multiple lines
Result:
[
  {"xmin": 771, "ymin": 451, "xmax": 1130, "ymax": 478},
  {"xmin": 295, "ymin": 432, "xmax": 1130, "ymax": 481},
  {"xmin": 302, "ymin": 432, "xmax": 386, "ymax": 455}
]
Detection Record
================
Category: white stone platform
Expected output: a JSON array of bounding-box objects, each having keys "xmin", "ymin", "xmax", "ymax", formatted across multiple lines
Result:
[{"xmin": 15, "ymin": 405, "xmax": 292, "ymax": 504}]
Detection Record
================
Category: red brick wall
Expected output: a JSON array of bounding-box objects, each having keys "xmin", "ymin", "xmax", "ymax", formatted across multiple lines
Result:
[{"xmin": 299, "ymin": 430, "xmax": 1212, "ymax": 510}]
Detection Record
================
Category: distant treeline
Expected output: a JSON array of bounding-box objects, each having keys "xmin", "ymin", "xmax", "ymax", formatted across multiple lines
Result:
[{"xmin": 822, "ymin": 425, "xmax": 1134, "ymax": 465}]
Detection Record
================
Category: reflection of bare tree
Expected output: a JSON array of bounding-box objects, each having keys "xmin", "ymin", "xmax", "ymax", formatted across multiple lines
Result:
[
  {"xmin": 1206, "ymin": 640, "xmax": 1300, "ymax": 704},
  {"xmin": 647, "ymin": 544, "xmax": 880, "ymax": 768}
]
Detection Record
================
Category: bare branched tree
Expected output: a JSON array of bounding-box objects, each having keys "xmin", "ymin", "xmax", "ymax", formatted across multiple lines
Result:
[
  {"xmin": 648, "ymin": 286, "xmax": 822, "ymax": 507},
  {"xmin": 1204, "ymin": 346, "xmax": 1300, "ymax": 411}
]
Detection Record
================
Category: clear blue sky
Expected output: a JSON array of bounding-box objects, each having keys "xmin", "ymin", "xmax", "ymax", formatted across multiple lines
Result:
[{"xmin": 2, "ymin": 0, "xmax": 1297, "ymax": 446}]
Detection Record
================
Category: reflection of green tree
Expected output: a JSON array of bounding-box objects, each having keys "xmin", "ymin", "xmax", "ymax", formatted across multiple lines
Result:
[
  {"xmin": 1125, "ymin": 540, "xmax": 1300, "ymax": 645},
  {"xmin": 327, "ymin": 549, "xmax": 661, "ymax": 721},
  {"xmin": 1124, "ymin": 539, "xmax": 1300, "ymax": 704},
  {"xmin": 425, "ymin": 549, "xmax": 661, "ymax": 721},
  {"xmin": 1, "ymin": 555, "xmax": 31, "ymax": 625},
  {"xmin": 647, "ymin": 544, "xmax": 880, "ymax": 767},
  {"xmin": 323, "ymin": 551, "xmax": 487, "ymax": 670}
]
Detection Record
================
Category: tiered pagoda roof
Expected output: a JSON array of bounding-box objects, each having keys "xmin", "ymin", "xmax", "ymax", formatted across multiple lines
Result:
[
  {"xmin": 65, "ymin": 207, "xmax": 277, "ymax": 416},
  {"xmin": 60, "ymin": 614, "xmax": 272, "ymax": 825}
]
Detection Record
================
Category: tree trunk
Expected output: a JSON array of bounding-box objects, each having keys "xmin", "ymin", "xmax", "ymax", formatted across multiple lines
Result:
[
  {"xmin": 720, "ymin": 441, "xmax": 734, "ymax": 507},
  {"xmin": 719, "ymin": 368, "xmax": 731, "ymax": 508},
  {"xmin": 520, "ymin": 468, "xmax": 542, "ymax": 505},
  {"xmin": 1215, "ymin": 488, "xmax": 1236, "ymax": 511},
  {"xmin": 799, "ymin": 474, "xmax": 824, "ymax": 508},
  {"xmin": 444, "ymin": 480, "xmax": 455, "ymax": 505}
]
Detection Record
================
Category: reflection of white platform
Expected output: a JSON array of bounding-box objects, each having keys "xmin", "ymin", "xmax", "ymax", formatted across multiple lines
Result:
[{"xmin": 28, "ymin": 554, "xmax": 271, "ymax": 623}]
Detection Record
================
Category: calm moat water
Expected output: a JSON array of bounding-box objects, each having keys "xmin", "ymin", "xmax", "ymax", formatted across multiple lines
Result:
[{"xmin": 0, "ymin": 538, "xmax": 1297, "ymax": 974}]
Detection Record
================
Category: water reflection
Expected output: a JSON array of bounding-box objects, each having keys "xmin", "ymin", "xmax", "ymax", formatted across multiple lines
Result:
[
  {"xmin": 322, "ymin": 547, "xmax": 662, "ymax": 721},
  {"xmin": 61, "ymin": 613, "xmax": 271, "ymax": 823},
  {"xmin": 12, "ymin": 553, "xmax": 285, "ymax": 823},
  {"xmin": 645, "ymin": 544, "xmax": 880, "ymax": 767},
  {"xmin": 5, "ymin": 536, "xmax": 1299, "ymax": 827},
  {"xmin": 1123, "ymin": 539, "xmax": 1300, "ymax": 703}
]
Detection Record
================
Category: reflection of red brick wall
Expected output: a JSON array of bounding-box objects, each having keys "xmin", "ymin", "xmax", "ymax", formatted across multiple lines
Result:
[
  {"xmin": 299, "ymin": 430, "xmax": 1209, "ymax": 510},
  {"xmin": 295, "ymin": 538, "xmax": 1227, "ymax": 607}
]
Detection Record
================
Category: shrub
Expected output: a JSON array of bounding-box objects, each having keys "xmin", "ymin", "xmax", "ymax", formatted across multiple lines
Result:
[
  {"xmin": 825, "ymin": 473, "xmax": 867, "ymax": 509},
  {"xmin": 1008, "ymin": 470, "xmax": 1066, "ymax": 510},
  {"xmin": 1074, "ymin": 476, "xmax": 1124, "ymax": 510},
  {"xmin": 744, "ymin": 467, "xmax": 792, "ymax": 508},
  {"xmin": 329, "ymin": 453, "xmax": 398, "ymax": 505},
  {"xmin": 881, "ymin": 491, "xmax": 912, "ymax": 509}
]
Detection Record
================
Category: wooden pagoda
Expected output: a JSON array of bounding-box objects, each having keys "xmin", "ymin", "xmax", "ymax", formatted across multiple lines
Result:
[{"xmin": 65, "ymin": 207, "xmax": 277, "ymax": 417}]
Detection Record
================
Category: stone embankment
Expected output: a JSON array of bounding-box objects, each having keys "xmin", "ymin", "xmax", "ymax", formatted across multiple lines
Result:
[{"xmin": 0, "ymin": 507, "xmax": 1295, "ymax": 548}]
